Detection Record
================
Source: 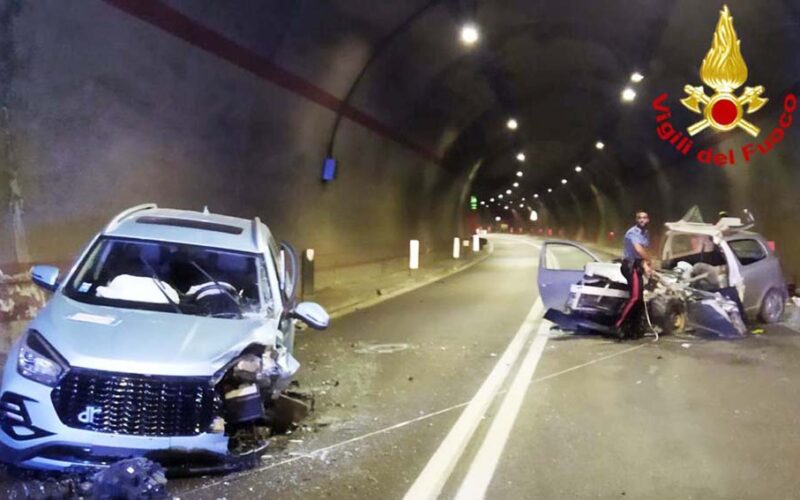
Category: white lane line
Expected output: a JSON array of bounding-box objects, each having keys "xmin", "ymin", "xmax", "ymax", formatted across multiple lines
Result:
[
  {"xmin": 402, "ymin": 297, "xmax": 544, "ymax": 500},
  {"xmin": 182, "ymin": 401, "xmax": 472, "ymax": 494},
  {"xmin": 453, "ymin": 318, "xmax": 551, "ymax": 500},
  {"xmin": 182, "ymin": 341, "xmax": 645, "ymax": 496}
]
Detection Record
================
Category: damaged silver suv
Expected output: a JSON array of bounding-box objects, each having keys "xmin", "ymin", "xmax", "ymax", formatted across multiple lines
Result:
[{"xmin": 0, "ymin": 204, "xmax": 329, "ymax": 472}]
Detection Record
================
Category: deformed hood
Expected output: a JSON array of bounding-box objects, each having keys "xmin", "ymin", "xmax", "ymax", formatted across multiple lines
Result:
[{"xmin": 28, "ymin": 294, "xmax": 279, "ymax": 377}]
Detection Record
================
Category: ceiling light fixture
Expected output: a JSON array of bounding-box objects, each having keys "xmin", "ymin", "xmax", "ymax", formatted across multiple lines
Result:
[
  {"xmin": 460, "ymin": 23, "xmax": 479, "ymax": 45},
  {"xmin": 516, "ymin": 152, "xmax": 526, "ymax": 162},
  {"xmin": 575, "ymin": 165, "xmax": 582, "ymax": 173},
  {"xmin": 621, "ymin": 87, "xmax": 636, "ymax": 102},
  {"xmin": 631, "ymin": 71, "xmax": 644, "ymax": 83},
  {"xmin": 595, "ymin": 141, "xmax": 605, "ymax": 150},
  {"xmin": 506, "ymin": 118, "xmax": 518, "ymax": 130}
]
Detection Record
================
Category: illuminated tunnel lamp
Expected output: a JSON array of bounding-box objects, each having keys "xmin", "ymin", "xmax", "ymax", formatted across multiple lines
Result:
[
  {"xmin": 621, "ymin": 87, "xmax": 636, "ymax": 102},
  {"xmin": 460, "ymin": 23, "xmax": 479, "ymax": 45},
  {"xmin": 530, "ymin": 210, "xmax": 539, "ymax": 221},
  {"xmin": 322, "ymin": 157, "xmax": 337, "ymax": 182}
]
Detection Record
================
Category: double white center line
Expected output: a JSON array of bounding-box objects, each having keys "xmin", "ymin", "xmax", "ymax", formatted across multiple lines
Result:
[{"xmin": 403, "ymin": 295, "xmax": 550, "ymax": 500}]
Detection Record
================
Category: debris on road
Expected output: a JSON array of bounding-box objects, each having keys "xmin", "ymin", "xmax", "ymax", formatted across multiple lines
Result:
[{"xmin": 5, "ymin": 457, "xmax": 168, "ymax": 499}]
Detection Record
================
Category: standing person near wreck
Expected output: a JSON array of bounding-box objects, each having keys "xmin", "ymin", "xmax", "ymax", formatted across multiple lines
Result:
[{"xmin": 616, "ymin": 210, "xmax": 652, "ymax": 339}]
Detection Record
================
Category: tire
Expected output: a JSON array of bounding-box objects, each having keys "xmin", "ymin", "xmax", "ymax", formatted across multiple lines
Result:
[
  {"xmin": 660, "ymin": 299, "xmax": 687, "ymax": 336},
  {"xmin": 649, "ymin": 298, "xmax": 687, "ymax": 336},
  {"xmin": 759, "ymin": 288, "xmax": 785, "ymax": 324}
]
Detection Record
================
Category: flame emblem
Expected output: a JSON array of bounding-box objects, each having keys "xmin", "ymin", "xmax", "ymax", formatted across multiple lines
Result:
[{"xmin": 680, "ymin": 5, "xmax": 767, "ymax": 137}]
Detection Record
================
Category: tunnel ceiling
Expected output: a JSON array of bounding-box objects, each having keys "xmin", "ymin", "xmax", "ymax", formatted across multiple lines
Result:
[{"xmin": 312, "ymin": 0, "xmax": 800, "ymax": 205}]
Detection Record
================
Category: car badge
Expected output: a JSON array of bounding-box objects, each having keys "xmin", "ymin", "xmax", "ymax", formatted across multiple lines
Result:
[
  {"xmin": 680, "ymin": 5, "xmax": 767, "ymax": 137},
  {"xmin": 78, "ymin": 405, "xmax": 102, "ymax": 425}
]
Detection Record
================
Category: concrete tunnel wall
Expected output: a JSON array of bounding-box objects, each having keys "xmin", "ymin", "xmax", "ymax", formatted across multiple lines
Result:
[
  {"xmin": 0, "ymin": 0, "xmax": 472, "ymax": 277},
  {"xmin": 2, "ymin": 0, "xmax": 799, "ymax": 288}
]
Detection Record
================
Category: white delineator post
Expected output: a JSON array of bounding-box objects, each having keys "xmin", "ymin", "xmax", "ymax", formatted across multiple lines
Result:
[
  {"xmin": 472, "ymin": 234, "xmax": 480, "ymax": 252},
  {"xmin": 409, "ymin": 240, "xmax": 420, "ymax": 270},
  {"xmin": 453, "ymin": 238, "xmax": 461, "ymax": 259}
]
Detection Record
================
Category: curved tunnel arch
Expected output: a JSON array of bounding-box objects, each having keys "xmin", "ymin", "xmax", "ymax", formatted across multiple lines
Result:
[{"xmin": 0, "ymin": 0, "xmax": 798, "ymax": 283}]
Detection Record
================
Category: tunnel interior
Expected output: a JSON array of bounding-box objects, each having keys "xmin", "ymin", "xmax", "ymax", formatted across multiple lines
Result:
[{"xmin": 1, "ymin": 0, "xmax": 799, "ymax": 282}]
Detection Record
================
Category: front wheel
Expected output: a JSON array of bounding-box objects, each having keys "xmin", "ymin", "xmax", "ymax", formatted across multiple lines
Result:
[{"xmin": 759, "ymin": 288, "xmax": 785, "ymax": 324}]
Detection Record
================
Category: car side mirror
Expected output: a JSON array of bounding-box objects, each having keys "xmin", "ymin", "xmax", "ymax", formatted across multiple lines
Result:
[
  {"xmin": 291, "ymin": 302, "xmax": 329, "ymax": 330},
  {"xmin": 31, "ymin": 265, "xmax": 60, "ymax": 292}
]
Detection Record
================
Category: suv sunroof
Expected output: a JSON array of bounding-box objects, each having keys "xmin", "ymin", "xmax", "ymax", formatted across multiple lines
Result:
[{"xmin": 135, "ymin": 216, "xmax": 244, "ymax": 235}]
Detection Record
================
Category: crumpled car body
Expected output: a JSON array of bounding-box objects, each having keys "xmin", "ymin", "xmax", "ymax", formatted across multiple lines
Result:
[
  {"xmin": 538, "ymin": 218, "xmax": 787, "ymax": 337},
  {"xmin": 0, "ymin": 205, "xmax": 328, "ymax": 472}
]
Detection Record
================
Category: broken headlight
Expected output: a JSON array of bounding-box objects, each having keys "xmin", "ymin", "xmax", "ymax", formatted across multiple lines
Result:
[{"xmin": 17, "ymin": 330, "xmax": 68, "ymax": 387}]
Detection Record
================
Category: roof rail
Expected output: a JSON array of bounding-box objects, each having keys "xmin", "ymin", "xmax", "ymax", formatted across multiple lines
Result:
[
  {"xmin": 105, "ymin": 203, "xmax": 158, "ymax": 232},
  {"xmin": 253, "ymin": 217, "xmax": 267, "ymax": 252}
]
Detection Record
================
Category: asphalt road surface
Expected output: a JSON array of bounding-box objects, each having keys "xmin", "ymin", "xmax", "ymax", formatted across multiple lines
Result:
[
  {"xmin": 171, "ymin": 234, "xmax": 800, "ymax": 499},
  {"xmin": 3, "ymin": 234, "xmax": 800, "ymax": 499}
]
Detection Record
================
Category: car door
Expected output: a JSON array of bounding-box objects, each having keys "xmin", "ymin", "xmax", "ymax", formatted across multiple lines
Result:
[
  {"xmin": 537, "ymin": 241, "xmax": 600, "ymax": 310},
  {"xmin": 726, "ymin": 237, "xmax": 772, "ymax": 312}
]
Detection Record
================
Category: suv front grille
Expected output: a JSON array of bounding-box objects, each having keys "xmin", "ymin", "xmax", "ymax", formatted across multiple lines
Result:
[{"xmin": 51, "ymin": 369, "xmax": 218, "ymax": 437}]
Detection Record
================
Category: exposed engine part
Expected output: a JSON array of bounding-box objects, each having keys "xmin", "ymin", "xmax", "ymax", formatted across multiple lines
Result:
[
  {"xmin": 224, "ymin": 384, "xmax": 265, "ymax": 424},
  {"xmin": 232, "ymin": 354, "xmax": 263, "ymax": 383}
]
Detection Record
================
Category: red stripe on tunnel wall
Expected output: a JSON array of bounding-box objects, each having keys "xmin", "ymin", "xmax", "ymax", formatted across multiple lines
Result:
[{"xmin": 102, "ymin": 0, "xmax": 442, "ymax": 164}]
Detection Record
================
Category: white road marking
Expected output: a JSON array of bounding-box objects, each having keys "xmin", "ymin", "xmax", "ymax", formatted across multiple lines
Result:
[
  {"xmin": 181, "ymin": 341, "xmax": 645, "ymax": 496},
  {"xmin": 453, "ymin": 317, "xmax": 551, "ymax": 499},
  {"xmin": 454, "ymin": 342, "xmax": 649, "ymax": 499},
  {"xmin": 402, "ymin": 297, "xmax": 544, "ymax": 500}
]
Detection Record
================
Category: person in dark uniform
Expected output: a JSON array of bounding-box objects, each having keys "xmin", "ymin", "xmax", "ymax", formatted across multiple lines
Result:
[{"xmin": 616, "ymin": 210, "xmax": 652, "ymax": 338}]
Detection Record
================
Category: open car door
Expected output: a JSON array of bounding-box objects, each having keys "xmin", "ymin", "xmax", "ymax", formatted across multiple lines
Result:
[{"xmin": 537, "ymin": 241, "xmax": 601, "ymax": 310}]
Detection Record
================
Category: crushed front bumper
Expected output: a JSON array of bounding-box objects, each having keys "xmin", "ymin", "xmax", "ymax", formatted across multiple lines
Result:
[{"xmin": 0, "ymin": 364, "xmax": 229, "ymax": 472}]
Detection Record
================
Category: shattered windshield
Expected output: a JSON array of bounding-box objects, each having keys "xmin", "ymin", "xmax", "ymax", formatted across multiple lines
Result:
[{"xmin": 64, "ymin": 237, "xmax": 270, "ymax": 318}]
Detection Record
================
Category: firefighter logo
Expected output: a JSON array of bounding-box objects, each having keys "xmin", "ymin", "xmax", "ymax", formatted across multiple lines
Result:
[{"xmin": 680, "ymin": 5, "xmax": 767, "ymax": 137}]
